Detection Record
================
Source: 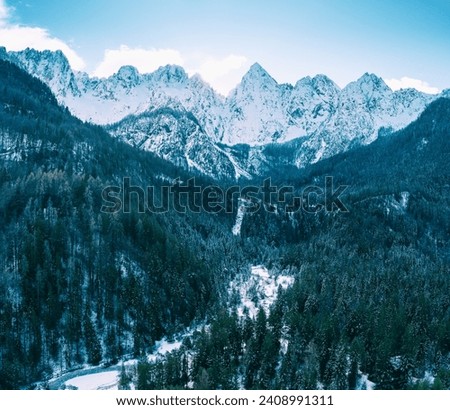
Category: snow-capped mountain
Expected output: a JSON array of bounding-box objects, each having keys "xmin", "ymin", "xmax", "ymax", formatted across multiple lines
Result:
[
  {"xmin": 291, "ymin": 73, "xmax": 439, "ymax": 166},
  {"xmin": 7, "ymin": 48, "xmax": 81, "ymax": 98},
  {"xmin": 70, "ymin": 64, "xmax": 227, "ymax": 142},
  {"xmin": 2, "ymin": 47, "xmax": 446, "ymax": 178},
  {"xmin": 224, "ymin": 63, "xmax": 291, "ymax": 145},
  {"xmin": 106, "ymin": 102, "xmax": 237, "ymax": 179}
]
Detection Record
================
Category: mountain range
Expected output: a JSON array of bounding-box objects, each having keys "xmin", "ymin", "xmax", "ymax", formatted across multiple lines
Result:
[{"xmin": 2, "ymin": 47, "xmax": 448, "ymax": 179}]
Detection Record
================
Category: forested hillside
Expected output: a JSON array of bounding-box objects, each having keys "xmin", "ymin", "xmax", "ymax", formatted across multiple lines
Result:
[{"xmin": 0, "ymin": 60, "xmax": 238, "ymax": 388}]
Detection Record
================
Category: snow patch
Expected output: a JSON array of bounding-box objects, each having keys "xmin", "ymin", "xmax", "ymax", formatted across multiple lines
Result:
[
  {"xmin": 357, "ymin": 372, "xmax": 376, "ymax": 390},
  {"xmin": 215, "ymin": 145, "xmax": 252, "ymax": 180},
  {"xmin": 280, "ymin": 337, "xmax": 289, "ymax": 355},
  {"xmin": 232, "ymin": 201, "xmax": 246, "ymax": 236},
  {"xmin": 400, "ymin": 191, "xmax": 410, "ymax": 209},
  {"xmin": 65, "ymin": 371, "xmax": 119, "ymax": 390},
  {"xmin": 312, "ymin": 139, "xmax": 327, "ymax": 163},
  {"xmin": 146, "ymin": 329, "xmax": 198, "ymax": 362},
  {"xmin": 154, "ymin": 339, "xmax": 182, "ymax": 355},
  {"xmin": 385, "ymin": 191, "xmax": 410, "ymax": 214},
  {"xmin": 116, "ymin": 253, "xmax": 143, "ymax": 278},
  {"xmin": 230, "ymin": 265, "xmax": 294, "ymax": 318}
]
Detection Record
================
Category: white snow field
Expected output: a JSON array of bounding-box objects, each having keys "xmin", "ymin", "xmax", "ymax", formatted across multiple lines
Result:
[{"xmin": 65, "ymin": 370, "xmax": 119, "ymax": 390}]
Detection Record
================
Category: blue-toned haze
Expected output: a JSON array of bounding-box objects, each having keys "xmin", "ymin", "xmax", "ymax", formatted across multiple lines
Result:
[{"xmin": 0, "ymin": 0, "xmax": 449, "ymax": 95}]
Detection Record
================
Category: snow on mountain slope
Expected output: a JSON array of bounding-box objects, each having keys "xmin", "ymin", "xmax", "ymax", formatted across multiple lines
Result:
[
  {"xmin": 335, "ymin": 73, "xmax": 433, "ymax": 144},
  {"xmin": 106, "ymin": 104, "xmax": 236, "ymax": 178},
  {"xmin": 287, "ymin": 74, "xmax": 340, "ymax": 138},
  {"xmin": 2, "ymin": 47, "xmax": 445, "ymax": 179},
  {"xmin": 69, "ymin": 64, "xmax": 227, "ymax": 141},
  {"xmin": 223, "ymin": 63, "xmax": 290, "ymax": 145},
  {"xmin": 292, "ymin": 73, "xmax": 436, "ymax": 166},
  {"xmin": 9, "ymin": 48, "xmax": 81, "ymax": 98}
]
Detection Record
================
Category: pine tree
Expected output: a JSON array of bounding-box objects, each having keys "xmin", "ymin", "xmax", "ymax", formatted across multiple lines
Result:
[{"xmin": 83, "ymin": 309, "xmax": 102, "ymax": 365}]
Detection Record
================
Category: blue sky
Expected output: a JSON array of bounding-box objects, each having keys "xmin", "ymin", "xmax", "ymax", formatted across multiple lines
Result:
[{"xmin": 1, "ymin": 0, "xmax": 449, "ymax": 95}]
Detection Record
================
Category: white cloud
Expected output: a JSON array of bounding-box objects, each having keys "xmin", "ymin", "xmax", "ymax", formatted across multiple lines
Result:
[
  {"xmin": 92, "ymin": 45, "xmax": 184, "ymax": 78},
  {"xmin": 0, "ymin": 0, "xmax": 85, "ymax": 70},
  {"xmin": 384, "ymin": 76, "xmax": 440, "ymax": 94},
  {"xmin": 0, "ymin": 26, "xmax": 86, "ymax": 70},
  {"xmin": 189, "ymin": 54, "xmax": 250, "ymax": 95}
]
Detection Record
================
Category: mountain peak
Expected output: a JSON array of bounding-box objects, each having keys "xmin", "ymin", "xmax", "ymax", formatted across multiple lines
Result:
[
  {"xmin": 241, "ymin": 62, "xmax": 277, "ymax": 87},
  {"xmin": 293, "ymin": 74, "xmax": 340, "ymax": 97},
  {"xmin": 247, "ymin": 62, "xmax": 271, "ymax": 76},
  {"xmin": 115, "ymin": 65, "xmax": 140, "ymax": 83},
  {"xmin": 342, "ymin": 72, "xmax": 391, "ymax": 96},
  {"xmin": 357, "ymin": 72, "xmax": 389, "ymax": 89},
  {"xmin": 249, "ymin": 62, "xmax": 266, "ymax": 73},
  {"xmin": 311, "ymin": 74, "xmax": 340, "ymax": 94},
  {"xmin": 312, "ymin": 74, "xmax": 336, "ymax": 86},
  {"xmin": 7, "ymin": 48, "xmax": 79, "ymax": 98},
  {"xmin": 9, "ymin": 48, "xmax": 73, "ymax": 78},
  {"xmin": 152, "ymin": 64, "xmax": 188, "ymax": 84},
  {"xmin": 20, "ymin": 48, "xmax": 69, "ymax": 65}
]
